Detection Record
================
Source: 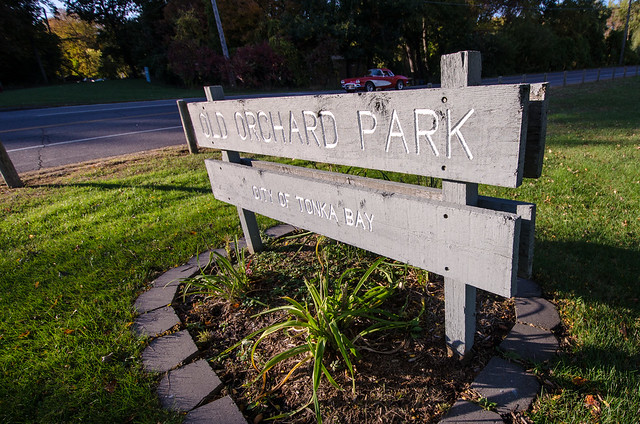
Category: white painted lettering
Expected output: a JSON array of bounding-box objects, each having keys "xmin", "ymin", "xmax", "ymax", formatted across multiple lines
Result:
[
  {"xmin": 303, "ymin": 111, "xmax": 321, "ymax": 146},
  {"xmin": 319, "ymin": 201, "xmax": 328, "ymax": 219},
  {"xmin": 245, "ymin": 111, "xmax": 259, "ymax": 141},
  {"xmin": 234, "ymin": 111, "xmax": 248, "ymax": 140},
  {"xmin": 270, "ymin": 112, "xmax": 286, "ymax": 143},
  {"xmin": 355, "ymin": 210, "xmax": 366, "ymax": 229},
  {"xmin": 252, "ymin": 186, "xmax": 260, "ymax": 200},
  {"xmin": 364, "ymin": 212, "xmax": 374, "ymax": 232},
  {"xmin": 278, "ymin": 192, "xmax": 289, "ymax": 207},
  {"xmin": 414, "ymin": 109, "xmax": 439, "ymax": 156},
  {"xmin": 329, "ymin": 205, "xmax": 338, "ymax": 222},
  {"xmin": 319, "ymin": 111, "xmax": 338, "ymax": 148},
  {"xmin": 312, "ymin": 200, "xmax": 322, "ymax": 217},
  {"xmin": 304, "ymin": 198, "xmax": 314, "ymax": 214},
  {"xmin": 257, "ymin": 111, "xmax": 272, "ymax": 142},
  {"xmin": 215, "ymin": 112, "xmax": 228, "ymax": 139},
  {"xmin": 295, "ymin": 195, "xmax": 304, "ymax": 212},
  {"xmin": 385, "ymin": 109, "xmax": 409, "ymax": 153},
  {"xmin": 447, "ymin": 109, "xmax": 474, "ymax": 159},
  {"xmin": 357, "ymin": 110, "xmax": 377, "ymax": 150},
  {"xmin": 199, "ymin": 112, "xmax": 212, "ymax": 138},
  {"xmin": 289, "ymin": 112, "xmax": 304, "ymax": 144},
  {"xmin": 344, "ymin": 208, "xmax": 354, "ymax": 226}
]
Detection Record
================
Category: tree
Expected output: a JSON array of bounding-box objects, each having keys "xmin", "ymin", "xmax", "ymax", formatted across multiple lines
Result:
[
  {"xmin": 49, "ymin": 11, "xmax": 102, "ymax": 79},
  {"xmin": 0, "ymin": 0, "xmax": 61, "ymax": 85},
  {"xmin": 130, "ymin": 0, "xmax": 175, "ymax": 82},
  {"xmin": 544, "ymin": 0, "xmax": 610, "ymax": 68},
  {"xmin": 64, "ymin": 0, "xmax": 141, "ymax": 77},
  {"xmin": 610, "ymin": 0, "xmax": 640, "ymax": 61}
]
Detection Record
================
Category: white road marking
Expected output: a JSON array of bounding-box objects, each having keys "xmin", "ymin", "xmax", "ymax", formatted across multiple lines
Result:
[
  {"xmin": 36, "ymin": 101, "xmax": 177, "ymax": 117},
  {"xmin": 7, "ymin": 126, "xmax": 182, "ymax": 152}
]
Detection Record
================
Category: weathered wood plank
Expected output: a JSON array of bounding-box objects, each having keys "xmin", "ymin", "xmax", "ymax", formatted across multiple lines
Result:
[
  {"xmin": 0, "ymin": 139, "xmax": 23, "ymax": 188},
  {"xmin": 189, "ymin": 84, "xmax": 530, "ymax": 188},
  {"xmin": 477, "ymin": 197, "xmax": 535, "ymax": 279},
  {"xmin": 242, "ymin": 158, "xmax": 535, "ymax": 280},
  {"xmin": 205, "ymin": 159, "xmax": 520, "ymax": 297},
  {"xmin": 176, "ymin": 100, "xmax": 199, "ymax": 154},
  {"xmin": 523, "ymin": 83, "xmax": 549, "ymax": 179},
  {"xmin": 204, "ymin": 85, "xmax": 263, "ymax": 253},
  {"xmin": 441, "ymin": 50, "xmax": 482, "ymax": 88},
  {"xmin": 441, "ymin": 50, "xmax": 482, "ymax": 357}
]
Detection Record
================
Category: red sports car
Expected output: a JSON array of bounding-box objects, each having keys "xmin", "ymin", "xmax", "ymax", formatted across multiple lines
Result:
[{"xmin": 341, "ymin": 69, "xmax": 409, "ymax": 92}]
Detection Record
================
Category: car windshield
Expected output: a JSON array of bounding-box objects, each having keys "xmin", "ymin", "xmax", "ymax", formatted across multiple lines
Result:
[
  {"xmin": 367, "ymin": 69, "xmax": 383, "ymax": 77},
  {"xmin": 383, "ymin": 70, "xmax": 394, "ymax": 77}
]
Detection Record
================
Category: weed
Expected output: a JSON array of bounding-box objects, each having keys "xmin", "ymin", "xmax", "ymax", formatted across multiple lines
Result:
[
  {"xmin": 244, "ymin": 242, "xmax": 423, "ymax": 423},
  {"xmin": 181, "ymin": 239, "xmax": 252, "ymax": 303}
]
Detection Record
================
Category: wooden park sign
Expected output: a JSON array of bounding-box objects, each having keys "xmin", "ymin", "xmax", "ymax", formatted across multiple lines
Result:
[{"xmin": 182, "ymin": 51, "xmax": 548, "ymax": 356}]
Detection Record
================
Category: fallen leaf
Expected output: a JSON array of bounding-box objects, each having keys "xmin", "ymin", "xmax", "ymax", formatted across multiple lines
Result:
[
  {"xmin": 572, "ymin": 376, "xmax": 588, "ymax": 386},
  {"xmin": 620, "ymin": 323, "xmax": 628, "ymax": 339},
  {"xmin": 585, "ymin": 394, "xmax": 601, "ymax": 417},
  {"xmin": 64, "ymin": 329, "xmax": 74, "ymax": 335},
  {"xmin": 585, "ymin": 394, "xmax": 598, "ymax": 406},
  {"xmin": 104, "ymin": 380, "xmax": 117, "ymax": 393}
]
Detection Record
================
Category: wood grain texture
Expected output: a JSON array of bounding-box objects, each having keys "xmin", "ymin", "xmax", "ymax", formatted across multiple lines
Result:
[
  {"xmin": 176, "ymin": 100, "xmax": 198, "ymax": 154},
  {"xmin": 189, "ymin": 84, "xmax": 530, "ymax": 187},
  {"xmin": 203, "ymin": 85, "xmax": 263, "ymax": 253},
  {"xmin": 241, "ymin": 158, "xmax": 535, "ymax": 280},
  {"xmin": 0, "ymin": 140, "xmax": 23, "ymax": 188},
  {"xmin": 523, "ymin": 83, "xmax": 549, "ymax": 179},
  {"xmin": 205, "ymin": 159, "xmax": 520, "ymax": 297}
]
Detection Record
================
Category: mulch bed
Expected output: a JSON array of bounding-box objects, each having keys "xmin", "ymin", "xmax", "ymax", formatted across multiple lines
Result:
[{"xmin": 174, "ymin": 232, "xmax": 515, "ymax": 423}]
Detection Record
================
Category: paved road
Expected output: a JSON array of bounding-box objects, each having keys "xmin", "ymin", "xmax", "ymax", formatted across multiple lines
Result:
[
  {"xmin": 481, "ymin": 65, "xmax": 639, "ymax": 87},
  {"xmin": 0, "ymin": 99, "xmax": 193, "ymax": 173},
  {"xmin": 1, "ymin": 66, "xmax": 638, "ymax": 174}
]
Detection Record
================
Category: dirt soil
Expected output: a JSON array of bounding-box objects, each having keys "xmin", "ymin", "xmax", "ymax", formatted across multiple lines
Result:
[{"xmin": 174, "ymin": 232, "xmax": 516, "ymax": 424}]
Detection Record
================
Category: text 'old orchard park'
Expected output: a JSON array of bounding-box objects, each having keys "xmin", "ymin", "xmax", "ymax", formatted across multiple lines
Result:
[{"xmin": 188, "ymin": 85, "xmax": 530, "ymax": 187}]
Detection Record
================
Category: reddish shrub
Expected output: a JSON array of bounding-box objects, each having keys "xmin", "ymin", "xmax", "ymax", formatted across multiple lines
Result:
[
  {"xmin": 231, "ymin": 41, "xmax": 292, "ymax": 88},
  {"xmin": 168, "ymin": 40, "xmax": 226, "ymax": 87}
]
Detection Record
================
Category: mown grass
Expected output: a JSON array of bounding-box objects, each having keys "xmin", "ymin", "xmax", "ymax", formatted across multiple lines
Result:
[
  {"xmin": 0, "ymin": 79, "xmax": 207, "ymax": 109},
  {"xmin": 0, "ymin": 148, "xmax": 276, "ymax": 422},
  {"xmin": 483, "ymin": 77, "xmax": 640, "ymax": 422},
  {"xmin": 0, "ymin": 77, "xmax": 638, "ymax": 422},
  {"xmin": 0, "ymin": 79, "xmax": 308, "ymax": 110}
]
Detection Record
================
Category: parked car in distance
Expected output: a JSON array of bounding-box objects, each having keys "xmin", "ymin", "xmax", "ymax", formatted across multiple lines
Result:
[{"xmin": 341, "ymin": 69, "xmax": 410, "ymax": 92}]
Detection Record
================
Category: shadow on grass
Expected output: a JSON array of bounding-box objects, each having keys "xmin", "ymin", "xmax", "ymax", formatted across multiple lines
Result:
[
  {"xmin": 31, "ymin": 181, "xmax": 212, "ymax": 194},
  {"xmin": 533, "ymin": 239, "xmax": 640, "ymax": 412},
  {"xmin": 534, "ymin": 239, "xmax": 639, "ymax": 312}
]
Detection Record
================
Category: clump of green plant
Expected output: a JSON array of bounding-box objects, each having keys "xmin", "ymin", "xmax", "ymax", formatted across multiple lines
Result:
[
  {"xmin": 182, "ymin": 239, "xmax": 252, "ymax": 303},
  {"xmin": 244, "ymin": 243, "xmax": 423, "ymax": 423}
]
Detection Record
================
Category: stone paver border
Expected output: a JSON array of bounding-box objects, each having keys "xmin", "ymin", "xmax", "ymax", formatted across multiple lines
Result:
[{"xmin": 132, "ymin": 224, "xmax": 560, "ymax": 423}]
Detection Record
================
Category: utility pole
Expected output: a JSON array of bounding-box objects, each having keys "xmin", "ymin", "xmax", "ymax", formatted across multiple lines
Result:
[
  {"xmin": 619, "ymin": 0, "xmax": 633, "ymax": 65},
  {"xmin": 210, "ymin": 0, "xmax": 236, "ymax": 87}
]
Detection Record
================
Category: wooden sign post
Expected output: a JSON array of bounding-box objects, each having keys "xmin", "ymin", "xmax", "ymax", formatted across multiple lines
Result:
[
  {"xmin": 0, "ymin": 139, "xmax": 23, "ymax": 188},
  {"xmin": 184, "ymin": 51, "xmax": 547, "ymax": 356}
]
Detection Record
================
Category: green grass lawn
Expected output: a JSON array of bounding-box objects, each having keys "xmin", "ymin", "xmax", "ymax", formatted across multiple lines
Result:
[
  {"xmin": 0, "ymin": 79, "xmax": 208, "ymax": 109},
  {"xmin": 0, "ymin": 78, "xmax": 307, "ymax": 109},
  {"xmin": 0, "ymin": 78, "xmax": 638, "ymax": 422},
  {"xmin": 0, "ymin": 148, "xmax": 272, "ymax": 422},
  {"xmin": 483, "ymin": 78, "xmax": 640, "ymax": 422}
]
